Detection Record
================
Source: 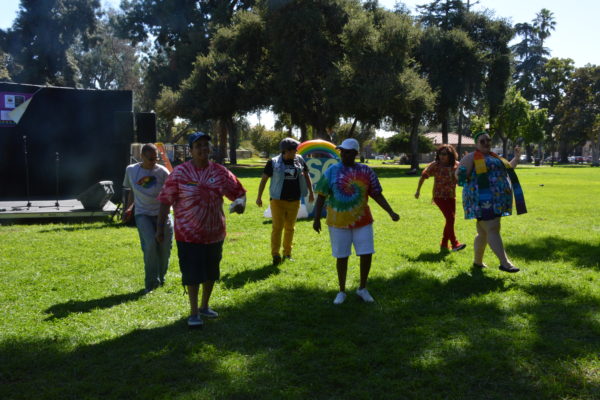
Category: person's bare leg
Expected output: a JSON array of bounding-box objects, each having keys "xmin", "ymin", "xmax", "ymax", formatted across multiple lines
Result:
[
  {"xmin": 481, "ymin": 218, "xmax": 513, "ymax": 267},
  {"xmin": 336, "ymin": 257, "xmax": 348, "ymax": 292},
  {"xmin": 200, "ymin": 281, "xmax": 214, "ymax": 310},
  {"xmin": 359, "ymin": 254, "xmax": 372, "ymax": 289},
  {"xmin": 187, "ymin": 284, "xmax": 199, "ymax": 316},
  {"xmin": 474, "ymin": 220, "xmax": 488, "ymax": 265}
]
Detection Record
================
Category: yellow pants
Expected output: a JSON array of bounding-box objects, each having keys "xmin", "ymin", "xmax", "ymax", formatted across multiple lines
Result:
[{"xmin": 270, "ymin": 199, "xmax": 300, "ymax": 257}]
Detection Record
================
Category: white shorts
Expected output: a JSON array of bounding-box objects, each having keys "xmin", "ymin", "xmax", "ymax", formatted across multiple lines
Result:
[{"xmin": 328, "ymin": 223, "xmax": 375, "ymax": 258}]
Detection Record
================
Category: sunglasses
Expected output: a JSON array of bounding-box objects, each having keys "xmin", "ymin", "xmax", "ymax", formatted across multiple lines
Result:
[
  {"xmin": 479, "ymin": 138, "xmax": 491, "ymax": 144},
  {"xmin": 439, "ymin": 152, "xmax": 449, "ymax": 156}
]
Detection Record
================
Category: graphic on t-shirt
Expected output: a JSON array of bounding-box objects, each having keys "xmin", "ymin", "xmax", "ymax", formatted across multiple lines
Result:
[
  {"xmin": 284, "ymin": 167, "xmax": 299, "ymax": 180},
  {"xmin": 136, "ymin": 176, "xmax": 157, "ymax": 188}
]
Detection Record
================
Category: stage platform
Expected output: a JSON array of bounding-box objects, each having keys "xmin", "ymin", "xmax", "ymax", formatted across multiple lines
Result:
[{"xmin": 0, "ymin": 199, "xmax": 118, "ymax": 220}]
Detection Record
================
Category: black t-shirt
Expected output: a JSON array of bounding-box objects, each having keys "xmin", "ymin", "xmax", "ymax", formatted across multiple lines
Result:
[{"xmin": 264, "ymin": 157, "xmax": 309, "ymax": 201}]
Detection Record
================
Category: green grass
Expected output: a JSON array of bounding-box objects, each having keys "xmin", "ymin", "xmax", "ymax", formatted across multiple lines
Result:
[{"xmin": 1, "ymin": 165, "xmax": 599, "ymax": 399}]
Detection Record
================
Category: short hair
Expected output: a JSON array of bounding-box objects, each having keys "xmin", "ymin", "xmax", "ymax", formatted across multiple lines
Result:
[
  {"xmin": 280, "ymin": 137, "xmax": 300, "ymax": 152},
  {"xmin": 141, "ymin": 143, "xmax": 158, "ymax": 155},
  {"xmin": 435, "ymin": 144, "xmax": 458, "ymax": 165}
]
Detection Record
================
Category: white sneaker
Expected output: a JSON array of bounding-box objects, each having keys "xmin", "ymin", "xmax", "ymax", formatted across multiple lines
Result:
[
  {"xmin": 333, "ymin": 291, "xmax": 347, "ymax": 305},
  {"xmin": 356, "ymin": 288, "xmax": 375, "ymax": 303}
]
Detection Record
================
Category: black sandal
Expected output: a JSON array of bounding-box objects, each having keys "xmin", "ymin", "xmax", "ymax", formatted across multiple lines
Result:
[{"xmin": 499, "ymin": 265, "xmax": 520, "ymax": 273}]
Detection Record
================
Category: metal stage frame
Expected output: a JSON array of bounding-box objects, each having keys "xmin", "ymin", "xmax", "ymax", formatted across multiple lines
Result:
[{"xmin": 0, "ymin": 199, "xmax": 118, "ymax": 220}]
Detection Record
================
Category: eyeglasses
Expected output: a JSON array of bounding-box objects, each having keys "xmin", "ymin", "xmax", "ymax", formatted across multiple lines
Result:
[
  {"xmin": 479, "ymin": 138, "xmax": 491, "ymax": 144},
  {"xmin": 439, "ymin": 152, "xmax": 449, "ymax": 156}
]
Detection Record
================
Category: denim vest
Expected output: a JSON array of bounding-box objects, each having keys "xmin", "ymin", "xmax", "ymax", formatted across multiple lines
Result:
[{"xmin": 269, "ymin": 154, "xmax": 308, "ymax": 200}]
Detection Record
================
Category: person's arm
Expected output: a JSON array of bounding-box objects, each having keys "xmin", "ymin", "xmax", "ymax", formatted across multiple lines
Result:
[
  {"xmin": 456, "ymin": 152, "xmax": 474, "ymax": 180},
  {"xmin": 372, "ymin": 193, "xmax": 400, "ymax": 221},
  {"xmin": 303, "ymin": 170, "xmax": 315, "ymax": 203},
  {"xmin": 155, "ymin": 203, "xmax": 171, "ymax": 243},
  {"xmin": 122, "ymin": 190, "xmax": 135, "ymax": 222},
  {"xmin": 312, "ymin": 194, "xmax": 326, "ymax": 233},
  {"xmin": 230, "ymin": 194, "xmax": 246, "ymax": 214},
  {"xmin": 415, "ymin": 175, "xmax": 427, "ymax": 199},
  {"xmin": 510, "ymin": 147, "xmax": 521, "ymax": 169},
  {"xmin": 256, "ymin": 174, "xmax": 269, "ymax": 207}
]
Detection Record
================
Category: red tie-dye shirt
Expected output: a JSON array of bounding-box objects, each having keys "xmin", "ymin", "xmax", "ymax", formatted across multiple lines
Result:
[
  {"xmin": 158, "ymin": 161, "xmax": 246, "ymax": 244},
  {"xmin": 421, "ymin": 161, "xmax": 458, "ymax": 199}
]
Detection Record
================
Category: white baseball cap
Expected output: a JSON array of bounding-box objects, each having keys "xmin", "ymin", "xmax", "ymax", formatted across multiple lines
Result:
[{"xmin": 336, "ymin": 138, "xmax": 359, "ymax": 152}]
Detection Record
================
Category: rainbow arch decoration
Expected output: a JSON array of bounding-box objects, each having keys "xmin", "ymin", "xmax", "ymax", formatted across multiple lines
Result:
[
  {"xmin": 300, "ymin": 139, "xmax": 340, "ymax": 218},
  {"xmin": 298, "ymin": 139, "xmax": 340, "ymax": 160}
]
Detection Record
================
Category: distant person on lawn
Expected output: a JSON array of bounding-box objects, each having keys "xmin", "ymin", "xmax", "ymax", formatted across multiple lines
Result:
[
  {"xmin": 123, "ymin": 143, "xmax": 173, "ymax": 293},
  {"xmin": 156, "ymin": 132, "xmax": 247, "ymax": 328},
  {"xmin": 313, "ymin": 138, "xmax": 400, "ymax": 305},
  {"xmin": 256, "ymin": 137, "xmax": 314, "ymax": 265},
  {"xmin": 456, "ymin": 131, "xmax": 526, "ymax": 273},
  {"xmin": 415, "ymin": 144, "xmax": 466, "ymax": 253}
]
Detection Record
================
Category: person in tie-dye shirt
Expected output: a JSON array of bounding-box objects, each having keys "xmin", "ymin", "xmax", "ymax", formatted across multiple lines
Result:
[
  {"xmin": 156, "ymin": 132, "xmax": 246, "ymax": 328},
  {"xmin": 313, "ymin": 138, "xmax": 399, "ymax": 305}
]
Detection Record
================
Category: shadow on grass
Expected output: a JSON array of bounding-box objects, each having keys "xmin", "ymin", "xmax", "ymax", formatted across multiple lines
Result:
[
  {"xmin": 407, "ymin": 250, "xmax": 451, "ymax": 263},
  {"xmin": 43, "ymin": 290, "xmax": 147, "ymax": 320},
  {"xmin": 2, "ymin": 269, "xmax": 599, "ymax": 399},
  {"xmin": 221, "ymin": 263, "xmax": 280, "ymax": 289},
  {"xmin": 506, "ymin": 236, "xmax": 600, "ymax": 269},
  {"xmin": 38, "ymin": 221, "xmax": 131, "ymax": 233}
]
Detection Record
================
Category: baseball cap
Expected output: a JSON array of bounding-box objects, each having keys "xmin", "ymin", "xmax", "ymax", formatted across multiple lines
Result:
[
  {"xmin": 336, "ymin": 138, "xmax": 359, "ymax": 152},
  {"xmin": 279, "ymin": 137, "xmax": 300, "ymax": 152},
  {"xmin": 188, "ymin": 131, "xmax": 211, "ymax": 147}
]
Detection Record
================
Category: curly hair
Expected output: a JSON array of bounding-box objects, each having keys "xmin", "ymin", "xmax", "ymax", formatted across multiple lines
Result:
[{"xmin": 434, "ymin": 144, "xmax": 458, "ymax": 165}]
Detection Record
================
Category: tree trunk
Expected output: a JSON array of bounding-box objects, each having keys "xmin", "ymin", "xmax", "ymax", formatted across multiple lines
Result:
[
  {"xmin": 559, "ymin": 139, "xmax": 569, "ymax": 163},
  {"xmin": 216, "ymin": 119, "xmax": 227, "ymax": 164},
  {"xmin": 457, "ymin": 108, "xmax": 463, "ymax": 158},
  {"xmin": 300, "ymin": 125, "xmax": 308, "ymax": 142},
  {"xmin": 441, "ymin": 112, "xmax": 449, "ymax": 144},
  {"xmin": 410, "ymin": 116, "xmax": 421, "ymax": 171},
  {"xmin": 226, "ymin": 116, "xmax": 238, "ymax": 165},
  {"xmin": 592, "ymin": 130, "xmax": 600, "ymax": 166},
  {"xmin": 348, "ymin": 118, "xmax": 358, "ymax": 137}
]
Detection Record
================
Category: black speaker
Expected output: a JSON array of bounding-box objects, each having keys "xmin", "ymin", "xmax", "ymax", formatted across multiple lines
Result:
[
  {"xmin": 77, "ymin": 181, "xmax": 115, "ymax": 210},
  {"xmin": 136, "ymin": 112, "xmax": 157, "ymax": 143}
]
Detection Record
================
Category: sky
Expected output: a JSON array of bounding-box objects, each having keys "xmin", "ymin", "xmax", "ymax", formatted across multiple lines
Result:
[{"xmin": 2, "ymin": 0, "xmax": 598, "ymax": 130}]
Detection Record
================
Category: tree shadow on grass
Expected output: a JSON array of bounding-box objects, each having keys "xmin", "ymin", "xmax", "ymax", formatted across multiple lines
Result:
[
  {"xmin": 221, "ymin": 263, "xmax": 280, "ymax": 289},
  {"xmin": 2, "ymin": 269, "xmax": 599, "ymax": 399},
  {"xmin": 506, "ymin": 236, "xmax": 600, "ymax": 269},
  {"xmin": 43, "ymin": 290, "xmax": 146, "ymax": 320},
  {"xmin": 407, "ymin": 250, "xmax": 451, "ymax": 263},
  {"xmin": 38, "ymin": 221, "xmax": 131, "ymax": 233}
]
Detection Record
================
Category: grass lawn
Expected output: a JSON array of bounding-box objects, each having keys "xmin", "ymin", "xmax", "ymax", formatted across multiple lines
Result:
[{"xmin": 1, "ymin": 165, "xmax": 599, "ymax": 399}]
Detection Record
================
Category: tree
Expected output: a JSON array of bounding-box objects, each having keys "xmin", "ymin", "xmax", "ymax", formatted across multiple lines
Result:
[
  {"xmin": 383, "ymin": 132, "xmax": 435, "ymax": 155},
  {"xmin": 511, "ymin": 9, "xmax": 556, "ymax": 103},
  {"xmin": 534, "ymin": 57, "xmax": 574, "ymax": 162},
  {"xmin": 168, "ymin": 10, "xmax": 269, "ymax": 164},
  {"xmin": 266, "ymin": 0, "xmax": 351, "ymax": 139},
  {"xmin": 120, "ymin": 0, "xmax": 256, "ymax": 107},
  {"xmin": 4, "ymin": 0, "xmax": 101, "ymax": 86},
  {"xmin": 418, "ymin": 26, "xmax": 481, "ymax": 144},
  {"xmin": 75, "ymin": 10, "xmax": 144, "ymax": 103},
  {"xmin": 494, "ymin": 86, "xmax": 530, "ymax": 156},
  {"xmin": 554, "ymin": 65, "xmax": 600, "ymax": 163}
]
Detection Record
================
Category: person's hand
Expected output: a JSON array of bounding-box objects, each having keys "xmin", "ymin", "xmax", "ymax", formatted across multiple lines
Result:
[
  {"xmin": 414, "ymin": 191, "xmax": 420, "ymax": 199},
  {"xmin": 313, "ymin": 218, "xmax": 321, "ymax": 233},
  {"xmin": 389, "ymin": 211, "xmax": 400, "ymax": 222},
  {"xmin": 308, "ymin": 192, "xmax": 315, "ymax": 203},
  {"xmin": 155, "ymin": 229, "xmax": 164, "ymax": 243},
  {"xmin": 256, "ymin": 198, "xmax": 262, "ymax": 207},
  {"xmin": 514, "ymin": 146, "xmax": 522, "ymax": 159}
]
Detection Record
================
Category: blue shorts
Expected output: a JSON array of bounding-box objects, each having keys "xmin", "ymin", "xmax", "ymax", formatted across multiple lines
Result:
[{"xmin": 176, "ymin": 240, "xmax": 223, "ymax": 285}]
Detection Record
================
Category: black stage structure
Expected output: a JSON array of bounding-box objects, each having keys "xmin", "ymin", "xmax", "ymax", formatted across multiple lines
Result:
[{"xmin": 0, "ymin": 82, "xmax": 155, "ymax": 220}]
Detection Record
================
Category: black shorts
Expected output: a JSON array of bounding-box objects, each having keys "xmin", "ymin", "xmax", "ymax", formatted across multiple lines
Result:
[{"xmin": 177, "ymin": 240, "xmax": 223, "ymax": 285}]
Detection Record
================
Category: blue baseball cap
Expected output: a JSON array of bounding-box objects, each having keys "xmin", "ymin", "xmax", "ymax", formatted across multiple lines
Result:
[{"xmin": 188, "ymin": 131, "xmax": 211, "ymax": 147}]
